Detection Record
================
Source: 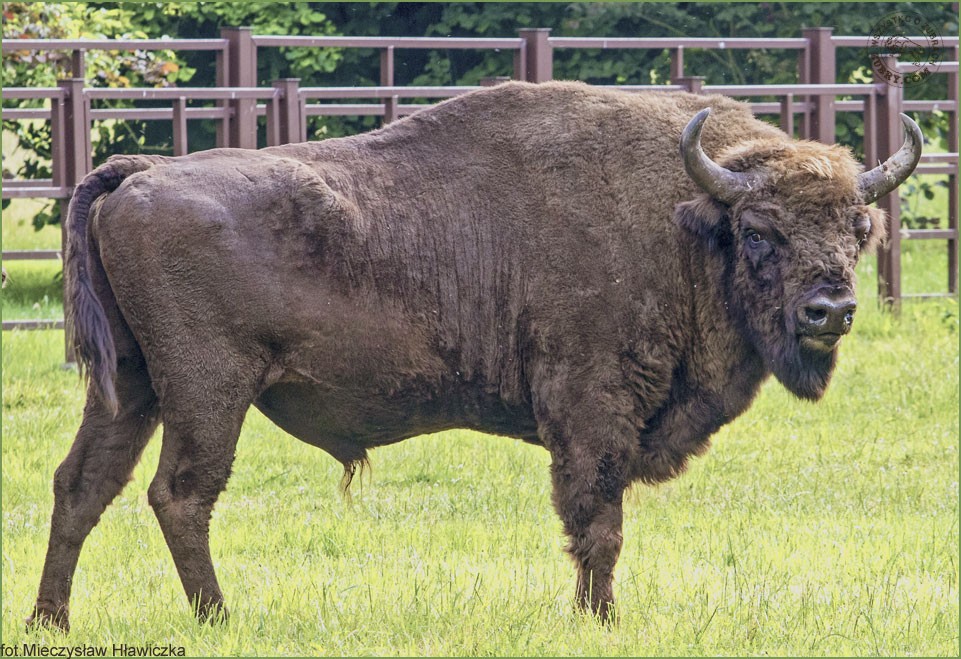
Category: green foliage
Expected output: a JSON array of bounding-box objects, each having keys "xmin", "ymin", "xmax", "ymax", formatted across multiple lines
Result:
[
  {"xmin": 901, "ymin": 176, "xmax": 950, "ymax": 230},
  {"xmin": 107, "ymin": 2, "xmax": 342, "ymax": 85},
  {"xmin": 2, "ymin": 2, "xmax": 342, "ymax": 208},
  {"xmin": 92, "ymin": 2, "xmax": 343, "ymax": 148},
  {"xmin": 2, "ymin": 1, "xmax": 189, "ymax": 227},
  {"xmin": 323, "ymin": 3, "xmax": 957, "ymax": 91},
  {"xmin": 1, "ymin": 2, "xmax": 189, "ymax": 89}
]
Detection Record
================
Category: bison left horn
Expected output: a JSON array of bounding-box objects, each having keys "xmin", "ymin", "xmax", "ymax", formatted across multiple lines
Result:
[
  {"xmin": 857, "ymin": 113, "xmax": 923, "ymax": 204},
  {"xmin": 680, "ymin": 108, "xmax": 763, "ymax": 205}
]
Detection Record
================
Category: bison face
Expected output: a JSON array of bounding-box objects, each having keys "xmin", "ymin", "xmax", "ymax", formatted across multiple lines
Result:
[
  {"xmin": 676, "ymin": 190, "xmax": 886, "ymax": 400},
  {"xmin": 676, "ymin": 109, "xmax": 920, "ymax": 400},
  {"xmin": 724, "ymin": 197, "xmax": 885, "ymax": 400}
]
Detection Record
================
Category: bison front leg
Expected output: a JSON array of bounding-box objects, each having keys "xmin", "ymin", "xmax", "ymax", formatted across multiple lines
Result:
[
  {"xmin": 551, "ymin": 456, "xmax": 626, "ymax": 623},
  {"xmin": 147, "ymin": 405, "xmax": 248, "ymax": 624},
  {"xmin": 534, "ymin": 375, "xmax": 633, "ymax": 623}
]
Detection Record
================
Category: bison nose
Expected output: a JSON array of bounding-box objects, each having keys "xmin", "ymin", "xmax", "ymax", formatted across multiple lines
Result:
[{"xmin": 796, "ymin": 290, "xmax": 856, "ymax": 349}]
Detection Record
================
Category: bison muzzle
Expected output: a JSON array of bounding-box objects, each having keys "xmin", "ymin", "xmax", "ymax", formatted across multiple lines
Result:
[{"xmin": 28, "ymin": 81, "xmax": 920, "ymax": 630}]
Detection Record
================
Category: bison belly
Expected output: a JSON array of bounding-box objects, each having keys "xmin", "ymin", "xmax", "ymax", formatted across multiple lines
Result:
[
  {"xmin": 254, "ymin": 379, "xmax": 458, "ymax": 463},
  {"xmin": 255, "ymin": 371, "xmax": 541, "ymax": 464}
]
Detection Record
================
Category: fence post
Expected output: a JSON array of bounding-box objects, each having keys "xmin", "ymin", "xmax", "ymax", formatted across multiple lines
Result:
[
  {"xmin": 222, "ymin": 27, "xmax": 258, "ymax": 148},
  {"xmin": 802, "ymin": 27, "xmax": 836, "ymax": 144},
  {"xmin": 172, "ymin": 97, "xmax": 188, "ymax": 156},
  {"xmin": 678, "ymin": 76, "xmax": 704, "ymax": 94},
  {"xmin": 863, "ymin": 92, "xmax": 877, "ymax": 171},
  {"xmin": 779, "ymin": 93, "xmax": 794, "ymax": 136},
  {"xmin": 948, "ymin": 43, "xmax": 959, "ymax": 295},
  {"xmin": 59, "ymin": 78, "xmax": 91, "ymax": 185},
  {"xmin": 797, "ymin": 45, "xmax": 811, "ymax": 138},
  {"xmin": 58, "ymin": 78, "xmax": 90, "ymax": 363},
  {"xmin": 70, "ymin": 49, "xmax": 85, "ymax": 79},
  {"xmin": 50, "ymin": 91, "xmax": 67, "ymax": 190},
  {"xmin": 271, "ymin": 78, "xmax": 303, "ymax": 144},
  {"xmin": 518, "ymin": 28, "xmax": 552, "ymax": 82},
  {"xmin": 874, "ymin": 54, "xmax": 904, "ymax": 309},
  {"xmin": 380, "ymin": 46, "xmax": 398, "ymax": 125},
  {"xmin": 669, "ymin": 47, "xmax": 684, "ymax": 83},
  {"xmin": 215, "ymin": 36, "xmax": 229, "ymax": 146}
]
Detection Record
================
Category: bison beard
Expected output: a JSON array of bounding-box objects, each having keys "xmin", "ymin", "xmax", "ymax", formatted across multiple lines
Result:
[
  {"xmin": 28, "ymin": 81, "xmax": 919, "ymax": 630},
  {"xmin": 767, "ymin": 328, "xmax": 838, "ymax": 401},
  {"xmin": 734, "ymin": 297, "xmax": 837, "ymax": 402},
  {"xmin": 787, "ymin": 346, "xmax": 838, "ymax": 401}
]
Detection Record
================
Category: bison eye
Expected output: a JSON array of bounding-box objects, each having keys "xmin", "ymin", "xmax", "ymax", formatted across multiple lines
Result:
[
  {"xmin": 853, "ymin": 217, "xmax": 871, "ymax": 247},
  {"xmin": 743, "ymin": 228, "xmax": 773, "ymax": 268},
  {"xmin": 746, "ymin": 230, "xmax": 766, "ymax": 246}
]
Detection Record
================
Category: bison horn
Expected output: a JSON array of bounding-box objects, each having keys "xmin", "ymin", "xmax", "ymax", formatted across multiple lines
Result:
[
  {"xmin": 857, "ymin": 113, "xmax": 923, "ymax": 204},
  {"xmin": 680, "ymin": 108, "xmax": 762, "ymax": 205}
]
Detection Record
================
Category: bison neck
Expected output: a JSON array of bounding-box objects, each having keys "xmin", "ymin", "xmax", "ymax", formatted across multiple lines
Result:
[{"xmin": 628, "ymin": 240, "xmax": 769, "ymax": 485}]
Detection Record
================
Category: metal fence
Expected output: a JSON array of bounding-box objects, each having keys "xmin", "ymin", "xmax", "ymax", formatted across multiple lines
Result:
[{"xmin": 2, "ymin": 27, "xmax": 958, "ymax": 338}]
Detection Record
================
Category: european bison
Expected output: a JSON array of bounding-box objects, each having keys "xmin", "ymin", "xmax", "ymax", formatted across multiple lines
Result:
[{"xmin": 29, "ymin": 81, "xmax": 920, "ymax": 629}]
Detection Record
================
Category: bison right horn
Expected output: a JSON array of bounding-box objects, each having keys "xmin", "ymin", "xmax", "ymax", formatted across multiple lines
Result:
[
  {"xmin": 680, "ymin": 108, "xmax": 763, "ymax": 205},
  {"xmin": 857, "ymin": 113, "xmax": 923, "ymax": 204}
]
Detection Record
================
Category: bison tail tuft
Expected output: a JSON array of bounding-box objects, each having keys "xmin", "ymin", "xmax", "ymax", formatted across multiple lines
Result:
[{"xmin": 64, "ymin": 156, "xmax": 165, "ymax": 416}]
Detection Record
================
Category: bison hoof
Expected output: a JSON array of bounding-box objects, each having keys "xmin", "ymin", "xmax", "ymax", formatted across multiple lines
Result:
[
  {"xmin": 576, "ymin": 597, "xmax": 618, "ymax": 626},
  {"xmin": 26, "ymin": 605, "xmax": 70, "ymax": 633},
  {"xmin": 195, "ymin": 601, "xmax": 229, "ymax": 626},
  {"xmin": 591, "ymin": 602, "xmax": 619, "ymax": 627}
]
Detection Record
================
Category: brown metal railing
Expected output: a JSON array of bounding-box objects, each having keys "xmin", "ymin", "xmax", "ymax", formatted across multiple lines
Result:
[{"xmin": 2, "ymin": 28, "xmax": 958, "ymax": 340}]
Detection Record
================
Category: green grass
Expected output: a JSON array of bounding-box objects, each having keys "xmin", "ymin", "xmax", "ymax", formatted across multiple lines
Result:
[
  {"xmin": 2, "ymin": 197, "xmax": 64, "ymax": 322},
  {"xmin": 1, "ymin": 292, "xmax": 958, "ymax": 655},
  {"xmin": 1, "ymin": 199, "xmax": 59, "ymax": 251},
  {"xmin": 0, "ymin": 261, "xmax": 64, "ymax": 323}
]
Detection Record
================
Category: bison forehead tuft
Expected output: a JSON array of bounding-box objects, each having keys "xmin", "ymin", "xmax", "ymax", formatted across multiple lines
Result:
[
  {"xmin": 798, "ymin": 155, "xmax": 840, "ymax": 179},
  {"xmin": 719, "ymin": 139, "xmax": 862, "ymax": 206}
]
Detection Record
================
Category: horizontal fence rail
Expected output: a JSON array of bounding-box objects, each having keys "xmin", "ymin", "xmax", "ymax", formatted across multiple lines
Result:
[
  {"xmin": 2, "ymin": 27, "xmax": 958, "ymax": 352},
  {"xmin": 2, "ymin": 38, "xmax": 229, "ymax": 50},
  {"xmin": 548, "ymin": 36, "xmax": 810, "ymax": 48},
  {"xmin": 252, "ymin": 35, "xmax": 525, "ymax": 49}
]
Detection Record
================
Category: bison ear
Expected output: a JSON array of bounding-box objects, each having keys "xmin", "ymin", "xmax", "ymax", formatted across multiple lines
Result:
[
  {"xmin": 857, "ymin": 206, "xmax": 888, "ymax": 254},
  {"xmin": 674, "ymin": 194, "xmax": 730, "ymax": 251}
]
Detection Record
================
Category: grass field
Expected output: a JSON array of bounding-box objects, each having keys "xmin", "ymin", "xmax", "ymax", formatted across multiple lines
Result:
[{"xmin": 2, "ymin": 191, "xmax": 959, "ymax": 655}]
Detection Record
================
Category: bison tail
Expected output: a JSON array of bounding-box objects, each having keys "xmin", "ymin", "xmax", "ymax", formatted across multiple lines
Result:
[{"xmin": 64, "ymin": 156, "xmax": 166, "ymax": 415}]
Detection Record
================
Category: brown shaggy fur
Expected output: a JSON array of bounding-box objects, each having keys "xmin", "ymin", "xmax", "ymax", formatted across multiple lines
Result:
[{"xmin": 30, "ymin": 81, "xmax": 905, "ymax": 630}]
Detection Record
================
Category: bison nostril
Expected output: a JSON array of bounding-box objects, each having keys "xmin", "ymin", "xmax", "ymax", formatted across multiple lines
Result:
[
  {"xmin": 798, "ymin": 294, "xmax": 857, "ymax": 336},
  {"xmin": 838, "ymin": 300, "xmax": 857, "ymax": 327},
  {"xmin": 804, "ymin": 306, "xmax": 828, "ymax": 325}
]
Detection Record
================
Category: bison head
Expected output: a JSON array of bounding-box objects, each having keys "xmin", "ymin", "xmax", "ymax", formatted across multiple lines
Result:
[{"xmin": 675, "ymin": 108, "xmax": 921, "ymax": 400}]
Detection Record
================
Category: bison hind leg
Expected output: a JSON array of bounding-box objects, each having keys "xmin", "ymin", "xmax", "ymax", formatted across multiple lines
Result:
[{"xmin": 29, "ymin": 357, "xmax": 160, "ymax": 633}]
